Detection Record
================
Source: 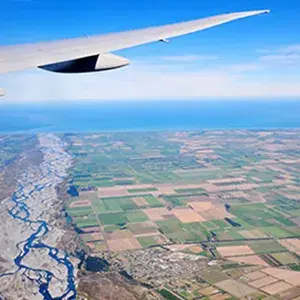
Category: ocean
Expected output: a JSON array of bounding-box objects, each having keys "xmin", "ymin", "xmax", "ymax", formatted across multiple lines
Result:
[{"xmin": 0, "ymin": 99, "xmax": 300, "ymax": 133}]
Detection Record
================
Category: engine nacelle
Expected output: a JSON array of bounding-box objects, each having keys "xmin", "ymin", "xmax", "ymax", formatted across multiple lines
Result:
[{"xmin": 39, "ymin": 53, "xmax": 130, "ymax": 73}]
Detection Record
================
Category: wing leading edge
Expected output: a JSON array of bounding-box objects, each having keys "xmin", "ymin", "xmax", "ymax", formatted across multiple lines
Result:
[{"xmin": 0, "ymin": 10, "xmax": 270, "ymax": 74}]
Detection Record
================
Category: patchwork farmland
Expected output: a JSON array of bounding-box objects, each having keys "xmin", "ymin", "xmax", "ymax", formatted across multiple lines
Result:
[{"xmin": 64, "ymin": 131, "xmax": 300, "ymax": 299}]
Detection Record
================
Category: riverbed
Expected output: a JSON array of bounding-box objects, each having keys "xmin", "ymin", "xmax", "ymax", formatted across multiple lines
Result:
[{"xmin": 0, "ymin": 134, "xmax": 78, "ymax": 299}]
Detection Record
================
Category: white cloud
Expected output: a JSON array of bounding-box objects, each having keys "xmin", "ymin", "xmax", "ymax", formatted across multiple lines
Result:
[
  {"xmin": 2, "ymin": 44, "xmax": 300, "ymax": 102},
  {"xmin": 1, "ymin": 59, "xmax": 300, "ymax": 103},
  {"xmin": 224, "ymin": 63, "xmax": 263, "ymax": 72},
  {"xmin": 258, "ymin": 44, "xmax": 300, "ymax": 65},
  {"xmin": 259, "ymin": 53, "xmax": 300, "ymax": 64},
  {"xmin": 279, "ymin": 44, "xmax": 300, "ymax": 54}
]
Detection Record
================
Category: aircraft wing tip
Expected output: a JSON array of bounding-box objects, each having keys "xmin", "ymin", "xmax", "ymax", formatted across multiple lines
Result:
[{"xmin": 250, "ymin": 9, "xmax": 270, "ymax": 15}]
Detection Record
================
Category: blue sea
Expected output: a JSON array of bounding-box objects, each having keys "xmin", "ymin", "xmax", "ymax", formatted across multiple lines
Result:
[{"xmin": 0, "ymin": 99, "xmax": 300, "ymax": 133}]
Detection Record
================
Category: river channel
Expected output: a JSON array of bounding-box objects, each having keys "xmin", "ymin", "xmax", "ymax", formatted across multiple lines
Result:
[{"xmin": 0, "ymin": 134, "xmax": 76, "ymax": 299}]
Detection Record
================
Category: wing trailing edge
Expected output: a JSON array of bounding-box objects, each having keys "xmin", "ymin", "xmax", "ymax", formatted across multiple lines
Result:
[{"xmin": 0, "ymin": 10, "xmax": 270, "ymax": 74}]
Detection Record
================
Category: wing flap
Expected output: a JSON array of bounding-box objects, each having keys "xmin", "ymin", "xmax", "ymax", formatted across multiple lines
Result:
[{"xmin": 0, "ymin": 10, "xmax": 269, "ymax": 74}]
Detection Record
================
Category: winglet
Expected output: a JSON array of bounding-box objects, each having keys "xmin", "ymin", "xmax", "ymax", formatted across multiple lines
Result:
[
  {"xmin": 260, "ymin": 9, "xmax": 271, "ymax": 14},
  {"xmin": 160, "ymin": 38, "xmax": 170, "ymax": 43}
]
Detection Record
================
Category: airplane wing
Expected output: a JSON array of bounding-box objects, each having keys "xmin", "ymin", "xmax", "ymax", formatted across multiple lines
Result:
[{"xmin": 0, "ymin": 10, "xmax": 269, "ymax": 75}]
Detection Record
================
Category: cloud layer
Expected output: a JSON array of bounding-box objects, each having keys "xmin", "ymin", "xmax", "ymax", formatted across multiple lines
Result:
[{"xmin": 1, "ymin": 45, "xmax": 300, "ymax": 102}]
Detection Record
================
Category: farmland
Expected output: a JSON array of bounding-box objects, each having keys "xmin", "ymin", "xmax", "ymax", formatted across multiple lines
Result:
[{"xmin": 64, "ymin": 130, "xmax": 300, "ymax": 299}]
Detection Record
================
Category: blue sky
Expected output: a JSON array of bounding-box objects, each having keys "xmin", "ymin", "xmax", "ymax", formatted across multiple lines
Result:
[{"xmin": 1, "ymin": 0, "xmax": 300, "ymax": 101}]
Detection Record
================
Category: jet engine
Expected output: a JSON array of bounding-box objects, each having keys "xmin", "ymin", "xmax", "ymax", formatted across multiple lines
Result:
[{"xmin": 39, "ymin": 53, "xmax": 130, "ymax": 73}]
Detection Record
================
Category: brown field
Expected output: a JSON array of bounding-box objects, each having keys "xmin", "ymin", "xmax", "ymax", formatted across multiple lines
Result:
[
  {"xmin": 97, "ymin": 186, "xmax": 128, "ymax": 197},
  {"xmin": 80, "ymin": 232, "xmax": 103, "ymax": 242},
  {"xmin": 279, "ymin": 287, "xmax": 300, "ymax": 300},
  {"xmin": 70, "ymin": 200, "xmax": 91, "ymax": 208},
  {"xmin": 107, "ymin": 230, "xmax": 134, "ymax": 240},
  {"xmin": 278, "ymin": 191, "xmax": 300, "ymax": 201},
  {"xmin": 165, "ymin": 244, "xmax": 192, "ymax": 252},
  {"xmin": 238, "ymin": 229, "xmax": 268, "ymax": 239},
  {"xmin": 245, "ymin": 271, "xmax": 267, "ymax": 281},
  {"xmin": 188, "ymin": 195, "xmax": 213, "ymax": 202},
  {"xmin": 249, "ymin": 276, "xmax": 278, "ymax": 288},
  {"xmin": 107, "ymin": 237, "xmax": 142, "ymax": 252},
  {"xmin": 230, "ymin": 191, "xmax": 248, "ymax": 198},
  {"xmin": 154, "ymin": 184, "xmax": 175, "ymax": 195},
  {"xmin": 172, "ymin": 183, "xmax": 206, "ymax": 190},
  {"xmin": 287, "ymin": 185, "xmax": 300, "ymax": 192},
  {"xmin": 251, "ymin": 177, "xmax": 262, "ymax": 182},
  {"xmin": 262, "ymin": 268, "xmax": 300, "ymax": 286},
  {"xmin": 217, "ymin": 245, "xmax": 255, "ymax": 257},
  {"xmin": 198, "ymin": 286, "xmax": 219, "ymax": 296},
  {"xmin": 209, "ymin": 294, "xmax": 231, "ymax": 300},
  {"xmin": 79, "ymin": 191, "xmax": 97, "ymax": 198},
  {"xmin": 92, "ymin": 241, "xmax": 108, "ymax": 252},
  {"xmin": 133, "ymin": 232, "xmax": 158, "ymax": 238},
  {"xmin": 126, "ymin": 184, "xmax": 154, "ymax": 190},
  {"xmin": 199, "ymin": 205, "xmax": 234, "ymax": 220},
  {"xmin": 162, "ymin": 214, "xmax": 175, "ymax": 220},
  {"xmin": 261, "ymin": 281, "xmax": 293, "ymax": 295},
  {"xmin": 188, "ymin": 245, "xmax": 203, "ymax": 254},
  {"xmin": 188, "ymin": 201, "xmax": 215, "ymax": 212},
  {"xmin": 80, "ymin": 226, "xmax": 101, "ymax": 233},
  {"xmin": 91, "ymin": 232, "xmax": 103, "ymax": 240},
  {"xmin": 245, "ymin": 193, "xmax": 266, "ymax": 203},
  {"xmin": 208, "ymin": 177, "xmax": 246, "ymax": 185},
  {"xmin": 172, "ymin": 208, "xmax": 206, "ymax": 223},
  {"xmin": 203, "ymin": 183, "xmax": 259, "ymax": 193},
  {"xmin": 216, "ymin": 279, "xmax": 256, "ymax": 298},
  {"xmin": 291, "ymin": 217, "xmax": 300, "ymax": 226},
  {"xmin": 197, "ymin": 149, "xmax": 215, "ymax": 154},
  {"xmin": 229, "ymin": 255, "xmax": 269, "ymax": 266},
  {"xmin": 278, "ymin": 239, "xmax": 300, "ymax": 255},
  {"xmin": 133, "ymin": 197, "xmax": 148, "ymax": 207},
  {"xmin": 151, "ymin": 234, "xmax": 168, "ymax": 244},
  {"xmin": 143, "ymin": 208, "xmax": 172, "ymax": 221},
  {"xmin": 87, "ymin": 242, "xmax": 96, "ymax": 250}
]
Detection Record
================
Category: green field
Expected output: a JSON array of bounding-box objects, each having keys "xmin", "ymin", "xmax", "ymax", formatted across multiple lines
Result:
[
  {"xmin": 163, "ymin": 195, "xmax": 189, "ymax": 206},
  {"xmin": 103, "ymin": 224, "xmax": 122, "ymax": 232},
  {"xmin": 156, "ymin": 219, "xmax": 209, "ymax": 243},
  {"xmin": 259, "ymin": 226, "xmax": 297, "ymax": 238},
  {"xmin": 175, "ymin": 188, "xmax": 205, "ymax": 194},
  {"xmin": 64, "ymin": 131, "xmax": 300, "ymax": 259},
  {"xmin": 158, "ymin": 289, "xmax": 182, "ymax": 300},
  {"xmin": 249, "ymin": 240, "xmax": 287, "ymax": 254},
  {"xmin": 67, "ymin": 206, "xmax": 94, "ymax": 217},
  {"xmin": 74, "ymin": 216, "xmax": 99, "ymax": 228},
  {"xmin": 137, "ymin": 236, "xmax": 160, "ymax": 247},
  {"xmin": 228, "ymin": 203, "xmax": 298, "ymax": 231},
  {"xmin": 143, "ymin": 195, "xmax": 164, "ymax": 207},
  {"xmin": 97, "ymin": 196, "xmax": 138, "ymax": 212},
  {"xmin": 98, "ymin": 212, "xmax": 127, "ymax": 225},
  {"xmin": 271, "ymin": 252, "xmax": 299, "ymax": 265},
  {"xmin": 98, "ymin": 210, "xmax": 149, "ymax": 225},
  {"xmin": 126, "ymin": 211, "xmax": 148, "ymax": 222}
]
